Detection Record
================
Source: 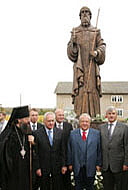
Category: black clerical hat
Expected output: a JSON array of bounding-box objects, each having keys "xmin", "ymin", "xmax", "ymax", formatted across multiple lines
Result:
[
  {"xmin": 0, "ymin": 106, "xmax": 30, "ymax": 141},
  {"xmin": 8, "ymin": 105, "xmax": 29, "ymax": 125}
]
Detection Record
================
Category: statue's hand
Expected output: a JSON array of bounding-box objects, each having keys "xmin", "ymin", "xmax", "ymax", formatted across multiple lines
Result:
[
  {"xmin": 72, "ymin": 35, "xmax": 77, "ymax": 44},
  {"xmin": 90, "ymin": 50, "xmax": 98, "ymax": 58},
  {"xmin": 71, "ymin": 34, "xmax": 78, "ymax": 53}
]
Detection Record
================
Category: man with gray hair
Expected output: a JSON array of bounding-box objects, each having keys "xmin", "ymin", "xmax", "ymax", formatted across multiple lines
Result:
[
  {"xmin": 34, "ymin": 112, "xmax": 67, "ymax": 190},
  {"xmin": 67, "ymin": 113, "xmax": 101, "ymax": 190},
  {"xmin": 99, "ymin": 106, "xmax": 128, "ymax": 190}
]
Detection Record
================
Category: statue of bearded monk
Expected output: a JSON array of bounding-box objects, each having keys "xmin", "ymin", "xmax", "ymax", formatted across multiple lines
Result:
[{"xmin": 67, "ymin": 6, "xmax": 106, "ymax": 117}]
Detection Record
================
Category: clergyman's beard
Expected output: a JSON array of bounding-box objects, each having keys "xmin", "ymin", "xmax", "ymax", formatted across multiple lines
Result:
[
  {"xmin": 81, "ymin": 16, "xmax": 90, "ymax": 27},
  {"xmin": 20, "ymin": 123, "xmax": 32, "ymax": 134}
]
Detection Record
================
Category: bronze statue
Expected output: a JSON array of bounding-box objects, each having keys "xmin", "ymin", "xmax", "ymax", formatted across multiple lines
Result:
[{"xmin": 67, "ymin": 6, "xmax": 106, "ymax": 118}]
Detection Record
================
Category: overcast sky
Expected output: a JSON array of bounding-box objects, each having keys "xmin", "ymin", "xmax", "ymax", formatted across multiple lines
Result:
[{"xmin": 0, "ymin": 0, "xmax": 128, "ymax": 108}]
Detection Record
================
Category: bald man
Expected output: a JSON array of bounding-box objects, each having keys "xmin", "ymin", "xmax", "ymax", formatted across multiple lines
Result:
[{"xmin": 55, "ymin": 109, "xmax": 73, "ymax": 190}]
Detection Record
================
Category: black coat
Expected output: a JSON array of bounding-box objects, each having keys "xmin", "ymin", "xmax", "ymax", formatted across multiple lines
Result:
[
  {"xmin": 0, "ymin": 126, "xmax": 32, "ymax": 190},
  {"xmin": 37, "ymin": 122, "xmax": 43, "ymax": 130},
  {"xmin": 55, "ymin": 121, "xmax": 73, "ymax": 155},
  {"xmin": 34, "ymin": 126, "xmax": 66, "ymax": 176}
]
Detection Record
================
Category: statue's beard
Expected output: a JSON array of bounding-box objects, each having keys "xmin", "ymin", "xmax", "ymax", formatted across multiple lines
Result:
[{"xmin": 81, "ymin": 16, "xmax": 90, "ymax": 27}]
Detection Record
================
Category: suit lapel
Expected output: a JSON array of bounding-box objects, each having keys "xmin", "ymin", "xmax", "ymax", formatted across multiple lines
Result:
[
  {"xmin": 87, "ymin": 129, "xmax": 93, "ymax": 146},
  {"xmin": 37, "ymin": 122, "xmax": 42, "ymax": 129},
  {"xmin": 102, "ymin": 123, "xmax": 109, "ymax": 138},
  {"xmin": 53, "ymin": 127, "xmax": 58, "ymax": 146},
  {"xmin": 37, "ymin": 123, "xmax": 38, "ymax": 129},
  {"xmin": 76, "ymin": 129, "xmax": 84, "ymax": 151},
  {"xmin": 42, "ymin": 126, "xmax": 51, "ymax": 146},
  {"xmin": 63, "ymin": 122, "xmax": 66, "ymax": 130},
  {"xmin": 111, "ymin": 122, "xmax": 120, "ymax": 139}
]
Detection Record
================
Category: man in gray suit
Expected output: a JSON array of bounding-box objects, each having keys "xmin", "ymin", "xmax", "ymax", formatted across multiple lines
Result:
[{"xmin": 100, "ymin": 106, "xmax": 128, "ymax": 190}]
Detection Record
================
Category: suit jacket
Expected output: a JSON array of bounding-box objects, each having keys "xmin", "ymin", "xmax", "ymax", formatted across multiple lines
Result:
[
  {"xmin": 30, "ymin": 122, "xmax": 43, "ymax": 131},
  {"xmin": 99, "ymin": 121, "xmax": 128, "ymax": 173},
  {"xmin": 37, "ymin": 122, "xmax": 43, "ymax": 130},
  {"xmin": 55, "ymin": 121, "xmax": 73, "ymax": 154},
  {"xmin": 67, "ymin": 128, "xmax": 101, "ymax": 177},
  {"xmin": 34, "ymin": 125, "xmax": 66, "ymax": 176}
]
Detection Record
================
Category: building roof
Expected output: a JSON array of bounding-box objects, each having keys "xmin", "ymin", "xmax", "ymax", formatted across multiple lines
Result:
[
  {"xmin": 54, "ymin": 82, "xmax": 72, "ymax": 94},
  {"xmin": 54, "ymin": 81, "xmax": 128, "ymax": 95}
]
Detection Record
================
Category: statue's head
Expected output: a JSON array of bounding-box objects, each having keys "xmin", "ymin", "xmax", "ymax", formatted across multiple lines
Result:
[{"xmin": 79, "ymin": 6, "xmax": 92, "ymax": 27}]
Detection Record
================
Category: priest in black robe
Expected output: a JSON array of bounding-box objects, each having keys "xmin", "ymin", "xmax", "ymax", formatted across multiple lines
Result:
[{"xmin": 0, "ymin": 105, "xmax": 35, "ymax": 190}]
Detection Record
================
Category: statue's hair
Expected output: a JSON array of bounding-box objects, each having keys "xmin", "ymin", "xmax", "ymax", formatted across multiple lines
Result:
[
  {"xmin": 43, "ymin": 112, "xmax": 55, "ymax": 121},
  {"xmin": 79, "ymin": 113, "xmax": 91, "ymax": 122},
  {"xmin": 106, "ymin": 106, "xmax": 117, "ymax": 114},
  {"xmin": 79, "ymin": 6, "xmax": 92, "ymax": 19}
]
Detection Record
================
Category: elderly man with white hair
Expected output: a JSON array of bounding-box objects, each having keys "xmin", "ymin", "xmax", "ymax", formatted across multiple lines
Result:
[{"xmin": 67, "ymin": 113, "xmax": 101, "ymax": 190}]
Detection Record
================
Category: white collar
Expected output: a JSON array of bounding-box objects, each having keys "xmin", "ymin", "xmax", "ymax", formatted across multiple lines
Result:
[
  {"xmin": 108, "ymin": 120, "xmax": 117, "ymax": 126},
  {"xmin": 30, "ymin": 122, "xmax": 37, "ymax": 126}
]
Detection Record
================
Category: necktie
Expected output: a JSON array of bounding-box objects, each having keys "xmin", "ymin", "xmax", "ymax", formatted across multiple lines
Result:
[
  {"xmin": 32, "ymin": 124, "xmax": 36, "ymax": 131},
  {"xmin": 58, "ymin": 124, "xmax": 62, "ymax": 130},
  {"xmin": 48, "ymin": 130, "xmax": 53, "ymax": 146},
  {"xmin": 108, "ymin": 123, "xmax": 113, "ymax": 140},
  {"xmin": 82, "ymin": 131, "xmax": 86, "ymax": 141}
]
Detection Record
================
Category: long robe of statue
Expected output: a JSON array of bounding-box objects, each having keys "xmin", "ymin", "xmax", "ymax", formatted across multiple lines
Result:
[{"xmin": 67, "ymin": 6, "xmax": 106, "ymax": 117}]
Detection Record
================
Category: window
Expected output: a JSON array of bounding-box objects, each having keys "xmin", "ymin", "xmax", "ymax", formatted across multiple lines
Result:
[
  {"xmin": 111, "ymin": 95, "xmax": 123, "ymax": 103},
  {"xmin": 117, "ymin": 109, "xmax": 123, "ymax": 117}
]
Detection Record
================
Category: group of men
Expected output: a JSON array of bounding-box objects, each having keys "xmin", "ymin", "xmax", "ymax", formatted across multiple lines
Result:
[
  {"xmin": 0, "ymin": 107, "xmax": 73, "ymax": 190},
  {"xmin": 67, "ymin": 107, "xmax": 128, "ymax": 190},
  {"xmin": 0, "ymin": 105, "xmax": 128, "ymax": 190},
  {"xmin": 0, "ymin": 5, "xmax": 127, "ymax": 190}
]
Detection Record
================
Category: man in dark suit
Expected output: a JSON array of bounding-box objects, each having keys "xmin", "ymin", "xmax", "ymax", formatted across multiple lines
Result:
[
  {"xmin": 99, "ymin": 106, "xmax": 128, "ymax": 190},
  {"xmin": 55, "ymin": 108, "xmax": 73, "ymax": 190},
  {"xmin": 29, "ymin": 108, "xmax": 43, "ymax": 131},
  {"xmin": 29, "ymin": 108, "xmax": 43, "ymax": 190},
  {"xmin": 34, "ymin": 112, "xmax": 67, "ymax": 190},
  {"xmin": 67, "ymin": 113, "xmax": 101, "ymax": 190}
]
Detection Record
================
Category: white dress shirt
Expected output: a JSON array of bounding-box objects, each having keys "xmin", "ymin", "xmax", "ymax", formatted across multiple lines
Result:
[
  {"xmin": 30, "ymin": 122, "xmax": 37, "ymax": 131},
  {"xmin": 80, "ymin": 128, "xmax": 89, "ymax": 138},
  {"xmin": 56, "ymin": 122, "xmax": 63, "ymax": 130},
  {"xmin": 108, "ymin": 120, "xmax": 117, "ymax": 136},
  {"xmin": 0, "ymin": 120, "xmax": 8, "ymax": 133}
]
